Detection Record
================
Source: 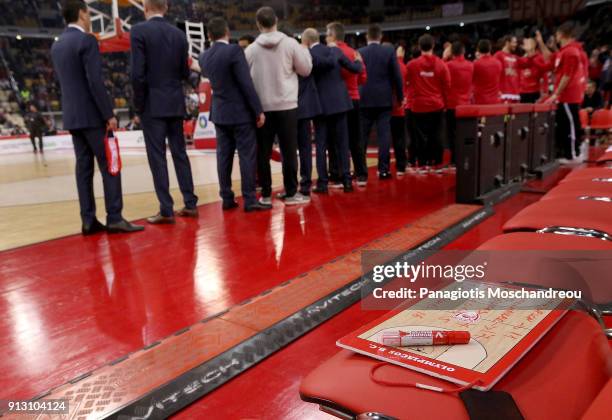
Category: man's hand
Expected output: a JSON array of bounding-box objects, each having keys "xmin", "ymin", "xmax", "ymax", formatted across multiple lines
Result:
[
  {"xmin": 328, "ymin": 41, "xmax": 337, "ymax": 48},
  {"xmin": 535, "ymin": 30, "xmax": 544, "ymax": 45},
  {"xmin": 354, "ymin": 51, "xmax": 362, "ymax": 62},
  {"xmin": 396, "ymin": 46, "xmax": 405, "ymax": 59},
  {"xmin": 544, "ymin": 93, "xmax": 558, "ymax": 104},
  {"xmin": 107, "ymin": 117, "xmax": 118, "ymax": 131},
  {"xmin": 256, "ymin": 113, "xmax": 266, "ymax": 128}
]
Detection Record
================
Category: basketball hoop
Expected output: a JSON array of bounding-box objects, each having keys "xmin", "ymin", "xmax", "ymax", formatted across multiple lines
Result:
[{"xmin": 86, "ymin": 0, "xmax": 144, "ymax": 52}]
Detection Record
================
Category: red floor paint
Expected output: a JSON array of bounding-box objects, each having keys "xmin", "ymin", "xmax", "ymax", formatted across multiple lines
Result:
[
  {"xmin": 173, "ymin": 191, "xmax": 547, "ymax": 420},
  {"xmin": 0, "ymin": 168, "xmax": 455, "ymax": 400}
]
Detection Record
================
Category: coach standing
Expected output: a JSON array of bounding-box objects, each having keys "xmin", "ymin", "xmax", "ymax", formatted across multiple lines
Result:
[
  {"xmin": 245, "ymin": 7, "xmax": 313, "ymax": 206},
  {"xmin": 130, "ymin": 0, "xmax": 198, "ymax": 224},
  {"xmin": 358, "ymin": 24, "xmax": 404, "ymax": 181},
  {"xmin": 199, "ymin": 18, "xmax": 270, "ymax": 212},
  {"xmin": 51, "ymin": 0, "xmax": 143, "ymax": 235}
]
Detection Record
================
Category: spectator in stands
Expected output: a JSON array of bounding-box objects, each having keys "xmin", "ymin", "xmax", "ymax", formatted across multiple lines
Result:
[
  {"xmin": 445, "ymin": 41, "xmax": 473, "ymax": 165},
  {"xmin": 25, "ymin": 103, "xmax": 46, "ymax": 153},
  {"xmin": 406, "ymin": 33, "xmax": 450, "ymax": 173},
  {"xmin": 495, "ymin": 35, "xmax": 521, "ymax": 102},
  {"xmin": 125, "ymin": 114, "xmax": 142, "ymax": 130},
  {"xmin": 582, "ymin": 80, "xmax": 604, "ymax": 114},
  {"xmin": 473, "ymin": 39, "xmax": 502, "ymax": 104},
  {"xmin": 245, "ymin": 6, "xmax": 312, "ymax": 206},
  {"xmin": 238, "ymin": 34, "xmax": 254, "ymax": 49},
  {"xmin": 358, "ymin": 24, "xmax": 404, "ymax": 180}
]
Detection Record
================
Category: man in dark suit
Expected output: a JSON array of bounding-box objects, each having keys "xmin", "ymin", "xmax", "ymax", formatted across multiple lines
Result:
[
  {"xmin": 51, "ymin": 0, "xmax": 143, "ymax": 235},
  {"xmin": 302, "ymin": 28, "xmax": 362, "ymax": 193},
  {"xmin": 130, "ymin": 0, "xmax": 198, "ymax": 224},
  {"xmin": 199, "ymin": 18, "xmax": 271, "ymax": 212},
  {"xmin": 296, "ymin": 47, "xmax": 323, "ymax": 197},
  {"xmin": 358, "ymin": 24, "xmax": 404, "ymax": 181}
]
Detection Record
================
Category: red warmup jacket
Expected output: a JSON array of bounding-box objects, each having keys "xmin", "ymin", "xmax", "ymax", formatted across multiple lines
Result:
[
  {"xmin": 494, "ymin": 50, "xmax": 530, "ymax": 101},
  {"xmin": 392, "ymin": 57, "xmax": 407, "ymax": 116},
  {"xmin": 473, "ymin": 54, "xmax": 502, "ymax": 104},
  {"xmin": 539, "ymin": 41, "xmax": 588, "ymax": 104},
  {"xmin": 406, "ymin": 53, "xmax": 451, "ymax": 113},
  {"xmin": 519, "ymin": 53, "xmax": 548, "ymax": 94},
  {"xmin": 336, "ymin": 41, "xmax": 367, "ymax": 101},
  {"xmin": 446, "ymin": 55, "xmax": 474, "ymax": 109}
]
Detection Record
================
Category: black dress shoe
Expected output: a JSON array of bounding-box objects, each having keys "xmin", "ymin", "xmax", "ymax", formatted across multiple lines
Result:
[
  {"xmin": 82, "ymin": 219, "xmax": 106, "ymax": 236},
  {"xmin": 107, "ymin": 219, "xmax": 145, "ymax": 234},
  {"xmin": 245, "ymin": 202, "xmax": 272, "ymax": 212},
  {"xmin": 379, "ymin": 172, "xmax": 392, "ymax": 180},
  {"xmin": 147, "ymin": 213, "xmax": 175, "ymax": 224},
  {"xmin": 313, "ymin": 186, "xmax": 328, "ymax": 194},
  {"xmin": 343, "ymin": 182, "xmax": 354, "ymax": 192},
  {"xmin": 222, "ymin": 201, "xmax": 239, "ymax": 211},
  {"xmin": 177, "ymin": 207, "xmax": 199, "ymax": 218}
]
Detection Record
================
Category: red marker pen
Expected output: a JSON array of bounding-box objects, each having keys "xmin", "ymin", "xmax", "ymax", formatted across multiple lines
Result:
[{"xmin": 380, "ymin": 330, "xmax": 470, "ymax": 347}]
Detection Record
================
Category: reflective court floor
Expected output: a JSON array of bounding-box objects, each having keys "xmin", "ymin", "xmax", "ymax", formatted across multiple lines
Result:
[{"xmin": 0, "ymin": 145, "xmax": 458, "ymax": 406}]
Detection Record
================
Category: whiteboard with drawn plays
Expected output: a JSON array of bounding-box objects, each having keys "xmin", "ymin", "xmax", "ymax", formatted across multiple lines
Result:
[{"xmin": 337, "ymin": 282, "xmax": 571, "ymax": 391}]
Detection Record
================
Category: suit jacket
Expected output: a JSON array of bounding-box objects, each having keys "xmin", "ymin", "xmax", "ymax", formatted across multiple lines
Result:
[
  {"xmin": 50, "ymin": 27, "xmax": 114, "ymax": 130},
  {"xmin": 358, "ymin": 43, "xmax": 404, "ymax": 108},
  {"xmin": 130, "ymin": 17, "xmax": 189, "ymax": 118},
  {"xmin": 298, "ymin": 49, "xmax": 322, "ymax": 120},
  {"xmin": 199, "ymin": 42, "xmax": 263, "ymax": 125},
  {"xmin": 311, "ymin": 44, "xmax": 362, "ymax": 116}
]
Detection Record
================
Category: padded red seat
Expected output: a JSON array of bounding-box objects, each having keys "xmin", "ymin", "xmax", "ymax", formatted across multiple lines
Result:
[
  {"xmin": 477, "ymin": 232, "xmax": 612, "ymax": 251},
  {"xmin": 561, "ymin": 167, "xmax": 612, "ymax": 183},
  {"xmin": 300, "ymin": 311, "xmax": 611, "ymax": 420},
  {"xmin": 473, "ymin": 232, "xmax": 612, "ymax": 305},
  {"xmin": 543, "ymin": 179, "xmax": 612, "ymax": 201},
  {"xmin": 503, "ymin": 196, "xmax": 612, "ymax": 235},
  {"xmin": 455, "ymin": 104, "xmax": 509, "ymax": 118},
  {"xmin": 582, "ymin": 378, "xmax": 612, "ymax": 420},
  {"xmin": 597, "ymin": 146, "xmax": 612, "ymax": 164}
]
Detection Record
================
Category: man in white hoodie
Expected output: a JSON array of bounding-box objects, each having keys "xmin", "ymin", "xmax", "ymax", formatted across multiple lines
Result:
[{"xmin": 245, "ymin": 6, "xmax": 313, "ymax": 206}]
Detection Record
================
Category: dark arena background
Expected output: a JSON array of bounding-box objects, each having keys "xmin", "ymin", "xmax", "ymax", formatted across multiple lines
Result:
[{"xmin": 0, "ymin": 1, "xmax": 611, "ymax": 419}]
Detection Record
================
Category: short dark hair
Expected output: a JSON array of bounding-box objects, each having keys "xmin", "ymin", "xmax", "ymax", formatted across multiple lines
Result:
[
  {"xmin": 239, "ymin": 34, "xmax": 254, "ymax": 43},
  {"xmin": 62, "ymin": 0, "xmax": 87, "ymax": 24},
  {"xmin": 367, "ymin": 24, "xmax": 382, "ymax": 40},
  {"xmin": 501, "ymin": 35, "xmax": 516, "ymax": 45},
  {"xmin": 327, "ymin": 22, "xmax": 345, "ymax": 41},
  {"xmin": 451, "ymin": 40, "xmax": 465, "ymax": 56},
  {"xmin": 207, "ymin": 17, "xmax": 228, "ymax": 41},
  {"xmin": 256, "ymin": 6, "xmax": 277, "ymax": 29},
  {"xmin": 418, "ymin": 34, "xmax": 434, "ymax": 52},
  {"xmin": 477, "ymin": 39, "xmax": 492, "ymax": 54},
  {"xmin": 557, "ymin": 21, "xmax": 575, "ymax": 38}
]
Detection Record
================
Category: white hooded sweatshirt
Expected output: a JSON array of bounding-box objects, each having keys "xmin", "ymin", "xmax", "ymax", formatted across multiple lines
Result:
[{"xmin": 245, "ymin": 31, "xmax": 313, "ymax": 112}]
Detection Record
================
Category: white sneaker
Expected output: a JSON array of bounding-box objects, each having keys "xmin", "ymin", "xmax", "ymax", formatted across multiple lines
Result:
[
  {"xmin": 284, "ymin": 192, "xmax": 311, "ymax": 206},
  {"xmin": 259, "ymin": 196, "xmax": 272, "ymax": 205},
  {"xmin": 397, "ymin": 171, "xmax": 405, "ymax": 178},
  {"xmin": 329, "ymin": 182, "xmax": 344, "ymax": 189},
  {"xmin": 557, "ymin": 158, "xmax": 573, "ymax": 165}
]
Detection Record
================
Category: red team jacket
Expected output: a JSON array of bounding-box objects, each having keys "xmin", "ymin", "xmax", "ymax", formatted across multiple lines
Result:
[
  {"xmin": 336, "ymin": 41, "xmax": 367, "ymax": 100},
  {"xmin": 545, "ymin": 41, "xmax": 588, "ymax": 104},
  {"xmin": 519, "ymin": 53, "xmax": 548, "ymax": 94},
  {"xmin": 446, "ymin": 55, "xmax": 474, "ymax": 109},
  {"xmin": 473, "ymin": 53, "xmax": 502, "ymax": 104},
  {"xmin": 494, "ymin": 50, "xmax": 529, "ymax": 101},
  {"xmin": 406, "ymin": 53, "xmax": 451, "ymax": 113}
]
